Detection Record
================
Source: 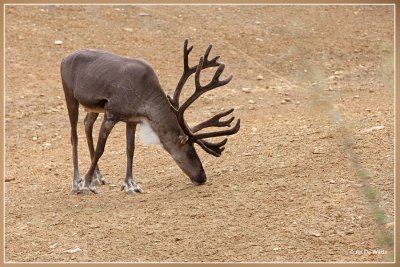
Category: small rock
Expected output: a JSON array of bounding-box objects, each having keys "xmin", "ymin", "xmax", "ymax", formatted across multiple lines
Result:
[
  {"xmin": 312, "ymin": 148, "xmax": 324, "ymax": 154},
  {"xmin": 256, "ymin": 37, "xmax": 263, "ymax": 42},
  {"xmin": 346, "ymin": 229, "xmax": 354, "ymax": 235},
  {"xmin": 49, "ymin": 242, "xmax": 58, "ymax": 249},
  {"xmin": 273, "ymin": 247, "xmax": 281, "ymax": 251},
  {"xmin": 243, "ymin": 152, "xmax": 252, "ymax": 156},
  {"xmin": 256, "ymin": 74, "xmax": 264, "ymax": 80},
  {"xmin": 353, "ymin": 95, "xmax": 360, "ymax": 99},
  {"xmin": 310, "ymin": 231, "xmax": 321, "ymax": 237},
  {"xmin": 123, "ymin": 27, "xmax": 133, "ymax": 32},
  {"xmin": 138, "ymin": 12, "xmax": 150, "ymax": 16},
  {"xmin": 32, "ymin": 136, "xmax": 38, "ymax": 141},
  {"xmin": 361, "ymin": 125, "xmax": 385, "ymax": 133},
  {"xmin": 242, "ymin": 88, "xmax": 251, "ymax": 93},
  {"xmin": 248, "ymin": 100, "xmax": 255, "ymax": 104},
  {"xmin": 54, "ymin": 40, "xmax": 63, "ymax": 45},
  {"xmin": 64, "ymin": 247, "xmax": 82, "ymax": 254},
  {"xmin": 329, "ymin": 180, "xmax": 336, "ymax": 184}
]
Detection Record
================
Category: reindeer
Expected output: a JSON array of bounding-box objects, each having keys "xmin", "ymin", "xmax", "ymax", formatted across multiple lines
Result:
[{"xmin": 60, "ymin": 39, "xmax": 240, "ymax": 195}]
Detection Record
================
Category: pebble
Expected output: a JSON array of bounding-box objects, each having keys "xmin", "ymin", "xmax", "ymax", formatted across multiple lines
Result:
[
  {"xmin": 256, "ymin": 74, "xmax": 264, "ymax": 80},
  {"xmin": 123, "ymin": 27, "xmax": 133, "ymax": 32},
  {"xmin": 312, "ymin": 147, "xmax": 324, "ymax": 154},
  {"xmin": 64, "ymin": 247, "xmax": 82, "ymax": 254},
  {"xmin": 361, "ymin": 125, "xmax": 385, "ymax": 133},
  {"xmin": 248, "ymin": 100, "xmax": 255, "ymax": 104},
  {"xmin": 49, "ymin": 243, "xmax": 58, "ymax": 249},
  {"xmin": 242, "ymin": 88, "xmax": 251, "ymax": 93},
  {"xmin": 310, "ymin": 231, "xmax": 321, "ymax": 237},
  {"xmin": 273, "ymin": 247, "xmax": 281, "ymax": 251},
  {"xmin": 54, "ymin": 40, "xmax": 63, "ymax": 45},
  {"xmin": 345, "ymin": 229, "xmax": 354, "ymax": 235},
  {"xmin": 139, "ymin": 12, "xmax": 150, "ymax": 16},
  {"xmin": 329, "ymin": 180, "xmax": 336, "ymax": 184}
]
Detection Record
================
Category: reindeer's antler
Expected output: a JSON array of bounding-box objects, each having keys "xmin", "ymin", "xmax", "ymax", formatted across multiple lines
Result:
[
  {"xmin": 171, "ymin": 39, "xmax": 240, "ymax": 157},
  {"xmin": 170, "ymin": 39, "xmax": 220, "ymax": 109}
]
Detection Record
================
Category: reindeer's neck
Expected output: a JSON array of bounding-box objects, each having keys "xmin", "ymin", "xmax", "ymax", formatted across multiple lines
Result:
[{"xmin": 137, "ymin": 91, "xmax": 182, "ymax": 148}]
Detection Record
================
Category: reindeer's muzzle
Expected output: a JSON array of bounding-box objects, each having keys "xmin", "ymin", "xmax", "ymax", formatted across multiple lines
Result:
[{"xmin": 191, "ymin": 171, "xmax": 207, "ymax": 185}]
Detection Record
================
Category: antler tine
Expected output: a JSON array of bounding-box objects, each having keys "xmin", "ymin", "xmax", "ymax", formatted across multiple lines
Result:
[
  {"xmin": 196, "ymin": 139, "xmax": 228, "ymax": 157},
  {"xmin": 171, "ymin": 39, "xmax": 195, "ymax": 109},
  {"xmin": 194, "ymin": 119, "xmax": 241, "ymax": 140},
  {"xmin": 203, "ymin": 44, "xmax": 220, "ymax": 67},
  {"xmin": 183, "ymin": 39, "xmax": 194, "ymax": 72},
  {"xmin": 195, "ymin": 58, "xmax": 233, "ymax": 92},
  {"xmin": 192, "ymin": 108, "xmax": 235, "ymax": 133}
]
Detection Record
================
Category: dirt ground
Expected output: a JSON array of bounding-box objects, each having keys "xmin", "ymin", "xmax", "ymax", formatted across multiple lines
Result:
[{"xmin": 4, "ymin": 5, "xmax": 395, "ymax": 263}]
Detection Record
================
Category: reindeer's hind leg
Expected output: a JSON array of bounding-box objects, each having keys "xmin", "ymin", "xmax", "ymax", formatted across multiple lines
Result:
[
  {"xmin": 81, "ymin": 111, "xmax": 117, "ymax": 194},
  {"xmin": 84, "ymin": 112, "xmax": 107, "ymax": 185}
]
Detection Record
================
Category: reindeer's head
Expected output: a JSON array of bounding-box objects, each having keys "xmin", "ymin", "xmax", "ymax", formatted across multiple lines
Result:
[{"xmin": 167, "ymin": 39, "xmax": 240, "ymax": 185}]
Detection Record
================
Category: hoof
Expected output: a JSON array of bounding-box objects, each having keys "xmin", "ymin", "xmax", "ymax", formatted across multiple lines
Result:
[
  {"xmin": 70, "ymin": 188, "xmax": 80, "ymax": 195},
  {"xmin": 121, "ymin": 183, "xmax": 144, "ymax": 195},
  {"xmin": 126, "ymin": 189, "xmax": 136, "ymax": 195},
  {"xmin": 79, "ymin": 186, "xmax": 98, "ymax": 195},
  {"xmin": 94, "ymin": 177, "xmax": 108, "ymax": 186},
  {"xmin": 133, "ymin": 186, "xmax": 144, "ymax": 193}
]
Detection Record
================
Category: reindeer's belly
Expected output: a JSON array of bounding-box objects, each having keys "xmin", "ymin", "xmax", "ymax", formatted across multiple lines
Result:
[{"xmin": 82, "ymin": 105, "xmax": 105, "ymax": 113}]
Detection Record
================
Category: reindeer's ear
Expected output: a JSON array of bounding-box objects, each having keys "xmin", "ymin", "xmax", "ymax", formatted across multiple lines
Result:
[{"xmin": 178, "ymin": 135, "xmax": 189, "ymax": 145}]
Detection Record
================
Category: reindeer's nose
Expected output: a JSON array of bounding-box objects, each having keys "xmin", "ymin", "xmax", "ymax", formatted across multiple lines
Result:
[{"xmin": 192, "ymin": 171, "xmax": 206, "ymax": 185}]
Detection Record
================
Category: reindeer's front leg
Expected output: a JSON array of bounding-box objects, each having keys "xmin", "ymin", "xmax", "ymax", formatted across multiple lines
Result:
[
  {"xmin": 80, "ymin": 112, "xmax": 117, "ymax": 194},
  {"xmin": 121, "ymin": 122, "xmax": 144, "ymax": 195}
]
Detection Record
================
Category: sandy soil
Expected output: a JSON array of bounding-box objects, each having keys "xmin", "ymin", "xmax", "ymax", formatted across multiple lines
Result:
[{"xmin": 4, "ymin": 5, "xmax": 394, "ymax": 262}]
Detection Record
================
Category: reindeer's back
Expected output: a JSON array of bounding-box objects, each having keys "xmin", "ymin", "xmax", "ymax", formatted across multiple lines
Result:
[{"xmin": 61, "ymin": 49, "xmax": 170, "ymax": 119}]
